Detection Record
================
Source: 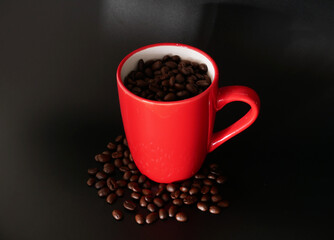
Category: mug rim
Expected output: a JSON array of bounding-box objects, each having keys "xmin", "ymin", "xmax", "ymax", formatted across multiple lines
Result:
[{"xmin": 116, "ymin": 43, "xmax": 219, "ymax": 105}]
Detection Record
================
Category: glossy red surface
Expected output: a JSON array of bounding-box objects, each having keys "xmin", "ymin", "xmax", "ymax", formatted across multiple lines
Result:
[{"xmin": 116, "ymin": 43, "xmax": 260, "ymax": 183}]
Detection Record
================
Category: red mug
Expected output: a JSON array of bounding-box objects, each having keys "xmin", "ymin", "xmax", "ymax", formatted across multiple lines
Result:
[{"xmin": 116, "ymin": 43, "xmax": 260, "ymax": 183}]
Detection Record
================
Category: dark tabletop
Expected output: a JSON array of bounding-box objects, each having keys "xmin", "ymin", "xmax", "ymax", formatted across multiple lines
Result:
[{"xmin": 1, "ymin": 0, "xmax": 333, "ymax": 239}]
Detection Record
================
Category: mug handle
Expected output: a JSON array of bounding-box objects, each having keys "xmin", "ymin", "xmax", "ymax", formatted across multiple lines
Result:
[{"xmin": 209, "ymin": 86, "xmax": 260, "ymax": 152}]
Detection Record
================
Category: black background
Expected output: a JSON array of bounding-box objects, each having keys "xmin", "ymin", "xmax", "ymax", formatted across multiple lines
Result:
[{"xmin": 1, "ymin": 0, "xmax": 333, "ymax": 239}]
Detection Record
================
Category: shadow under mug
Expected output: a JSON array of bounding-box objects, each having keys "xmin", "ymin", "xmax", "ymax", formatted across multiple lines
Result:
[{"xmin": 116, "ymin": 43, "xmax": 260, "ymax": 183}]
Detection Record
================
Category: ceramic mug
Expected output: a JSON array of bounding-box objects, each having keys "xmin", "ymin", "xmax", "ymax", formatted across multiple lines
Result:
[{"xmin": 116, "ymin": 43, "xmax": 260, "ymax": 183}]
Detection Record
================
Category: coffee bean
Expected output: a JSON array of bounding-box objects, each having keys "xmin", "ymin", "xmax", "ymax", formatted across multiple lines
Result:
[
  {"xmin": 216, "ymin": 176, "xmax": 226, "ymax": 184},
  {"xmin": 169, "ymin": 76, "xmax": 175, "ymax": 86},
  {"xmin": 211, "ymin": 194, "xmax": 222, "ymax": 203},
  {"xmin": 107, "ymin": 177, "xmax": 118, "ymax": 191},
  {"xmin": 122, "ymin": 157, "xmax": 130, "ymax": 165},
  {"xmin": 180, "ymin": 193, "xmax": 188, "ymax": 199},
  {"xmin": 96, "ymin": 171, "xmax": 107, "ymax": 180},
  {"xmin": 174, "ymin": 83, "xmax": 185, "ymax": 90},
  {"xmin": 123, "ymin": 200, "xmax": 136, "ymax": 211},
  {"xmin": 103, "ymin": 163, "xmax": 114, "ymax": 174},
  {"xmin": 217, "ymin": 200, "xmax": 229, "ymax": 208},
  {"xmin": 115, "ymin": 188, "xmax": 124, "ymax": 197},
  {"xmin": 95, "ymin": 180, "xmax": 105, "ymax": 189},
  {"xmin": 189, "ymin": 187, "xmax": 199, "ymax": 195},
  {"xmin": 106, "ymin": 193, "xmax": 117, "ymax": 204},
  {"xmin": 165, "ymin": 61, "xmax": 177, "ymax": 69},
  {"xmin": 201, "ymin": 186, "xmax": 210, "ymax": 194},
  {"xmin": 138, "ymin": 175, "xmax": 146, "ymax": 184},
  {"xmin": 96, "ymin": 154, "xmax": 111, "ymax": 163},
  {"xmin": 107, "ymin": 142, "xmax": 116, "ymax": 150},
  {"xmin": 153, "ymin": 198, "xmax": 164, "ymax": 208},
  {"xmin": 166, "ymin": 183, "xmax": 177, "ymax": 192},
  {"xmin": 116, "ymin": 179, "xmax": 127, "ymax": 188},
  {"xmin": 139, "ymin": 196, "xmax": 148, "ymax": 207},
  {"xmin": 152, "ymin": 60, "xmax": 163, "ymax": 70},
  {"xmin": 180, "ymin": 186, "xmax": 189, "ymax": 193},
  {"xmin": 146, "ymin": 212, "xmax": 158, "ymax": 224},
  {"xmin": 201, "ymin": 194, "xmax": 210, "ymax": 202},
  {"xmin": 186, "ymin": 83, "xmax": 198, "ymax": 94},
  {"xmin": 171, "ymin": 55, "xmax": 180, "ymax": 62},
  {"xmin": 128, "ymin": 163, "xmax": 136, "ymax": 170},
  {"xmin": 161, "ymin": 193, "xmax": 169, "ymax": 202},
  {"xmin": 168, "ymin": 205, "xmax": 178, "ymax": 217},
  {"xmin": 199, "ymin": 63, "xmax": 208, "ymax": 72},
  {"xmin": 209, "ymin": 205, "xmax": 221, "ymax": 214},
  {"xmin": 210, "ymin": 186, "xmax": 219, "ymax": 195},
  {"xmin": 184, "ymin": 195, "xmax": 198, "ymax": 205},
  {"xmin": 173, "ymin": 199, "xmax": 183, "ymax": 206},
  {"xmin": 116, "ymin": 144, "xmax": 124, "ymax": 152},
  {"xmin": 114, "ymin": 159, "xmax": 123, "ymax": 168},
  {"xmin": 87, "ymin": 177, "xmax": 95, "ymax": 186},
  {"xmin": 203, "ymin": 179, "xmax": 213, "ymax": 186},
  {"xmin": 176, "ymin": 90, "xmax": 190, "ymax": 98},
  {"xmin": 197, "ymin": 202, "xmax": 208, "ymax": 212},
  {"xmin": 180, "ymin": 67, "xmax": 193, "ymax": 76},
  {"xmin": 131, "ymin": 192, "xmax": 141, "ymax": 200},
  {"xmin": 131, "ymin": 169, "xmax": 139, "ymax": 175},
  {"xmin": 142, "ymin": 189, "xmax": 152, "ymax": 196},
  {"xmin": 144, "ymin": 195, "xmax": 153, "ymax": 203},
  {"xmin": 98, "ymin": 187, "xmax": 110, "ymax": 197},
  {"xmin": 119, "ymin": 166, "xmax": 129, "ymax": 172},
  {"xmin": 135, "ymin": 214, "xmax": 145, "ymax": 225},
  {"xmin": 207, "ymin": 173, "xmax": 217, "ymax": 180},
  {"xmin": 112, "ymin": 209, "xmax": 123, "ymax": 220},
  {"xmin": 145, "ymin": 68, "xmax": 153, "ymax": 77},
  {"xmin": 132, "ymin": 185, "xmax": 141, "ymax": 193},
  {"xmin": 159, "ymin": 208, "xmax": 168, "ymax": 220},
  {"xmin": 147, "ymin": 203, "xmax": 157, "ymax": 212},
  {"xmin": 112, "ymin": 151, "xmax": 123, "ymax": 159},
  {"xmin": 175, "ymin": 73, "xmax": 184, "ymax": 83},
  {"xmin": 164, "ymin": 92, "xmax": 176, "ymax": 101},
  {"xmin": 194, "ymin": 173, "xmax": 206, "ymax": 179},
  {"xmin": 170, "ymin": 190, "xmax": 181, "ymax": 199},
  {"xmin": 130, "ymin": 175, "xmax": 138, "ymax": 182},
  {"xmin": 115, "ymin": 135, "xmax": 123, "ymax": 143},
  {"xmin": 87, "ymin": 167, "xmax": 98, "ymax": 175},
  {"xmin": 175, "ymin": 212, "xmax": 187, "ymax": 222},
  {"xmin": 158, "ymin": 183, "xmax": 166, "ymax": 189}
]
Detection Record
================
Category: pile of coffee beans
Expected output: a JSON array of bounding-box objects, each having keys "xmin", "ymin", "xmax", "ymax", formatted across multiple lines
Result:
[
  {"xmin": 87, "ymin": 134, "xmax": 229, "ymax": 225},
  {"xmin": 123, "ymin": 55, "xmax": 211, "ymax": 101}
]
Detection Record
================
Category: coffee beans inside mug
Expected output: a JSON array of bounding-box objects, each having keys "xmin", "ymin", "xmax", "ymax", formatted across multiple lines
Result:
[
  {"xmin": 123, "ymin": 56, "xmax": 211, "ymax": 101},
  {"xmin": 87, "ymin": 134, "xmax": 228, "ymax": 225}
]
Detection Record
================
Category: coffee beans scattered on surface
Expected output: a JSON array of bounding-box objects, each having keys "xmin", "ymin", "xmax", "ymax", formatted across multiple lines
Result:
[
  {"xmin": 87, "ymin": 134, "xmax": 228, "ymax": 225},
  {"xmin": 123, "ymin": 56, "xmax": 211, "ymax": 101}
]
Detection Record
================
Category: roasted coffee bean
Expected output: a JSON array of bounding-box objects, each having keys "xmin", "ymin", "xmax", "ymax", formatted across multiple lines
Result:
[
  {"xmin": 211, "ymin": 194, "xmax": 223, "ymax": 203},
  {"xmin": 127, "ymin": 182, "xmax": 137, "ymax": 190},
  {"xmin": 142, "ymin": 189, "xmax": 152, "ymax": 196},
  {"xmin": 114, "ymin": 159, "xmax": 123, "ymax": 168},
  {"xmin": 116, "ymin": 144, "xmax": 124, "ymax": 152},
  {"xmin": 168, "ymin": 205, "xmax": 178, "ymax": 217},
  {"xmin": 209, "ymin": 205, "xmax": 221, "ymax": 214},
  {"xmin": 128, "ymin": 162, "xmax": 136, "ymax": 170},
  {"xmin": 132, "ymin": 185, "xmax": 141, "ymax": 193},
  {"xmin": 216, "ymin": 176, "xmax": 226, "ymax": 184},
  {"xmin": 164, "ymin": 92, "xmax": 176, "ymax": 101},
  {"xmin": 115, "ymin": 135, "xmax": 123, "ymax": 143},
  {"xmin": 174, "ymin": 83, "xmax": 185, "ymax": 90},
  {"xmin": 106, "ymin": 193, "xmax": 117, "ymax": 204},
  {"xmin": 201, "ymin": 186, "xmax": 210, "ymax": 195},
  {"xmin": 87, "ymin": 177, "xmax": 95, "ymax": 186},
  {"xmin": 155, "ymin": 188, "xmax": 164, "ymax": 197},
  {"xmin": 175, "ymin": 212, "xmax": 187, "ymax": 222},
  {"xmin": 107, "ymin": 142, "xmax": 116, "ymax": 150},
  {"xmin": 131, "ymin": 169, "xmax": 140, "ymax": 175},
  {"xmin": 87, "ymin": 167, "xmax": 98, "ymax": 175},
  {"xmin": 146, "ymin": 212, "xmax": 158, "ymax": 224},
  {"xmin": 170, "ymin": 190, "xmax": 181, "ymax": 199},
  {"xmin": 112, "ymin": 151, "xmax": 123, "ymax": 159},
  {"xmin": 199, "ymin": 63, "xmax": 208, "ymax": 72},
  {"xmin": 107, "ymin": 177, "xmax": 118, "ymax": 191},
  {"xmin": 135, "ymin": 214, "xmax": 145, "ymax": 225},
  {"xmin": 123, "ymin": 200, "xmax": 136, "ymax": 211},
  {"xmin": 116, "ymin": 179, "xmax": 127, "ymax": 188},
  {"xmin": 197, "ymin": 202, "xmax": 209, "ymax": 212},
  {"xmin": 96, "ymin": 171, "xmax": 107, "ymax": 180},
  {"xmin": 145, "ymin": 68, "xmax": 153, "ymax": 77},
  {"xmin": 173, "ymin": 199, "xmax": 183, "ymax": 206},
  {"xmin": 103, "ymin": 163, "xmax": 114, "ymax": 174},
  {"xmin": 175, "ymin": 73, "xmax": 185, "ymax": 83},
  {"xmin": 130, "ymin": 175, "xmax": 139, "ymax": 182},
  {"xmin": 201, "ymin": 194, "xmax": 210, "ymax": 202},
  {"xmin": 138, "ymin": 175, "xmax": 147, "ymax": 184},
  {"xmin": 207, "ymin": 173, "xmax": 216, "ymax": 180},
  {"xmin": 180, "ymin": 193, "xmax": 188, "ymax": 199},
  {"xmin": 184, "ymin": 195, "xmax": 198, "ymax": 205},
  {"xmin": 119, "ymin": 166, "xmax": 129, "ymax": 172},
  {"xmin": 161, "ymin": 193, "xmax": 169, "ymax": 202},
  {"xmin": 159, "ymin": 208, "xmax": 168, "ymax": 220},
  {"xmin": 171, "ymin": 55, "xmax": 181, "ymax": 62},
  {"xmin": 158, "ymin": 183, "xmax": 166, "ymax": 189},
  {"xmin": 122, "ymin": 157, "xmax": 130, "ymax": 165},
  {"xmin": 162, "ymin": 55, "xmax": 170, "ymax": 62},
  {"xmin": 123, "ymin": 138, "xmax": 128, "ymax": 146},
  {"xmin": 203, "ymin": 179, "xmax": 213, "ymax": 186},
  {"xmin": 152, "ymin": 60, "xmax": 163, "ymax": 70},
  {"xmin": 96, "ymin": 154, "xmax": 111, "ymax": 163},
  {"xmin": 147, "ymin": 203, "xmax": 157, "ymax": 212},
  {"xmin": 165, "ymin": 61, "xmax": 177, "ymax": 69},
  {"xmin": 195, "ymin": 173, "xmax": 206, "ymax": 179},
  {"xmin": 139, "ymin": 196, "xmax": 148, "ymax": 207},
  {"xmin": 144, "ymin": 195, "xmax": 153, "ymax": 203},
  {"xmin": 123, "ymin": 149, "xmax": 130, "ymax": 158},
  {"xmin": 189, "ymin": 187, "xmax": 199, "ymax": 195},
  {"xmin": 210, "ymin": 186, "xmax": 219, "ymax": 195},
  {"xmin": 131, "ymin": 192, "xmax": 141, "ymax": 200},
  {"xmin": 186, "ymin": 83, "xmax": 198, "ymax": 94},
  {"xmin": 166, "ymin": 183, "xmax": 177, "ymax": 192},
  {"xmin": 115, "ymin": 188, "xmax": 124, "ymax": 197},
  {"xmin": 95, "ymin": 180, "xmax": 105, "ymax": 189},
  {"xmin": 180, "ymin": 186, "xmax": 189, "ymax": 193},
  {"xmin": 180, "ymin": 67, "xmax": 193, "ymax": 75},
  {"xmin": 169, "ymin": 76, "xmax": 175, "ymax": 86},
  {"xmin": 98, "ymin": 187, "xmax": 110, "ymax": 197},
  {"xmin": 112, "ymin": 209, "xmax": 123, "ymax": 220},
  {"xmin": 217, "ymin": 200, "xmax": 229, "ymax": 208},
  {"xmin": 153, "ymin": 198, "xmax": 164, "ymax": 208}
]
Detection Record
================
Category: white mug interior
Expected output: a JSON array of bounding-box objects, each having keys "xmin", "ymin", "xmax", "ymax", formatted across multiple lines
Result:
[{"xmin": 120, "ymin": 44, "xmax": 216, "ymax": 84}]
